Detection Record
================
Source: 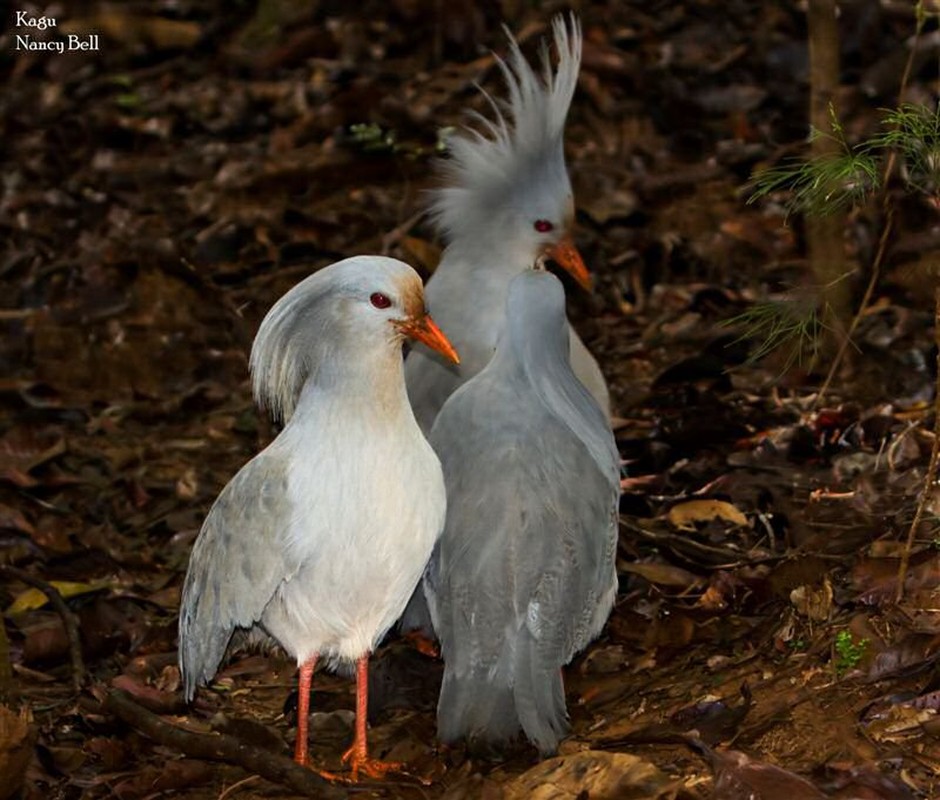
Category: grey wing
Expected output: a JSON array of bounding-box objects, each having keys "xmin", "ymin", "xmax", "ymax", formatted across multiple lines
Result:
[
  {"xmin": 520, "ymin": 433, "xmax": 619, "ymax": 662},
  {"xmin": 569, "ymin": 328, "xmax": 610, "ymax": 420},
  {"xmin": 178, "ymin": 452, "xmax": 296, "ymax": 701}
]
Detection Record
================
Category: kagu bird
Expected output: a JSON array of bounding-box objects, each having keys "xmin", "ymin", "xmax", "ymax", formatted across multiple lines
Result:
[
  {"xmin": 424, "ymin": 269, "xmax": 619, "ymax": 756},
  {"xmin": 404, "ymin": 13, "xmax": 610, "ymax": 433},
  {"xmin": 178, "ymin": 256, "xmax": 459, "ymax": 779}
]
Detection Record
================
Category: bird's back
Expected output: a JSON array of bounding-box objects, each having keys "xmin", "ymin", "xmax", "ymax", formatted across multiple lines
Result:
[{"xmin": 426, "ymin": 370, "xmax": 618, "ymax": 754}]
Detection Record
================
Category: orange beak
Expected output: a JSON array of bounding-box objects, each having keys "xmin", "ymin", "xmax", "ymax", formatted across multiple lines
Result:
[
  {"xmin": 544, "ymin": 235, "xmax": 592, "ymax": 291},
  {"xmin": 396, "ymin": 314, "xmax": 460, "ymax": 365}
]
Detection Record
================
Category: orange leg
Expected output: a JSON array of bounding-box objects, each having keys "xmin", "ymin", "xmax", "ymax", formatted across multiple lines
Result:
[
  {"xmin": 293, "ymin": 656, "xmax": 318, "ymax": 765},
  {"xmin": 340, "ymin": 653, "xmax": 405, "ymax": 781}
]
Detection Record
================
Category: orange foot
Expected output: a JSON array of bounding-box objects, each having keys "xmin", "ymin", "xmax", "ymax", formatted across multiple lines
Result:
[
  {"xmin": 313, "ymin": 751, "xmax": 404, "ymax": 783},
  {"xmin": 315, "ymin": 751, "xmax": 430, "ymax": 785},
  {"xmin": 342, "ymin": 744, "xmax": 405, "ymax": 781},
  {"xmin": 402, "ymin": 630, "xmax": 440, "ymax": 659}
]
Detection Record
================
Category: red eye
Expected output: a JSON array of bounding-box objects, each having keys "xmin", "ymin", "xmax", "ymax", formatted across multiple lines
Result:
[
  {"xmin": 370, "ymin": 292, "xmax": 392, "ymax": 309},
  {"xmin": 534, "ymin": 219, "xmax": 554, "ymax": 233}
]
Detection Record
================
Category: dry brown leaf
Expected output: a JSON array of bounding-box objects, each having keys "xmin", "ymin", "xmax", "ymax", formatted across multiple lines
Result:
[
  {"xmin": 667, "ymin": 499, "xmax": 749, "ymax": 531},
  {"xmin": 83, "ymin": 736, "xmax": 129, "ymax": 771},
  {"xmin": 0, "ymin": 504, "xmax": 35, "ymax": 536},
  {"xmin": 110, "ymin": 674, "xmax": 184, "ymax": 715},
  {"xmin": 400, "ymin": 235, "xmax": 443, "ymax": 274},
  {"xmin": 111, "ymin": 759, "xmax": 212, "ymax": 799},
  {"xmin": 61, "ymin": 13, "xmax": 202, "ymax": 49},
  {"xmin": 710, "ymin": 748, "xmax": 826, "ymax": 799},
  {"xmin": 503, "ymin": 751, "xmax": 678, "ymax": 800},
  {"xmin": 864, "ymin": 703, "xmax": 936, "ymax": 745},
  {"xmin": 0, "ymin": 705, "xmax": 35, "ymax": 800},
  {"xmin": 618, "ymin": 560, "xmax": 704, "ymax": 589},
  {"xmin": 789, "ymin": 578, "xmax": 833, "ymax": 621},
  {"xmin": 0, "ymin": 427, "xmax": 66, "ymax": 487}
]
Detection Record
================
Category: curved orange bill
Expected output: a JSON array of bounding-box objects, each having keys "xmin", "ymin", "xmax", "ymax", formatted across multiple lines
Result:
[
  {"xmin": 545, "ymin": 235, "xmax": 592, "ymax": 291},
  {"xmin": 397, "ymin": 314, "xmax": 460, "ymax": 365}
]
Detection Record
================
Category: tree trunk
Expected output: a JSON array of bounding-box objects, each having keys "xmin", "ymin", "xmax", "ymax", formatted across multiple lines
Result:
[{"xmin": 807, "ymin": 0, "xmax": 851, "ymax": 360}]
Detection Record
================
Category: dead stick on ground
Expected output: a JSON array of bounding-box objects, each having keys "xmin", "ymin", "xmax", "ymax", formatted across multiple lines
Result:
[
  {"xmin": 103, "ymin": 689, "xmax": 347, "ymax": 799},
  {"xmin": 217, "ymin": 774, "xmax": 261, "ymax": 800},
  {"xmin": 0, "ymin": 565, "xmax": 85, "ymax": 691}
]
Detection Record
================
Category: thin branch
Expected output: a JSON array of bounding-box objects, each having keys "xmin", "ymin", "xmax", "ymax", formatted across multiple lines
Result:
[
  {"xmin": 813, "ymin": 206, "xmax": 894, "ymax": 406},
  {"xmin": 896, "ymin": 286, "xmax": 940, "ymax": 602},
  {"xmin": 0, "ymin": 565, "xmax": 85, "ymax": 691},
  {"xmin": 381, "ymin": 209, "xmax": 426, "ymax": 256}
]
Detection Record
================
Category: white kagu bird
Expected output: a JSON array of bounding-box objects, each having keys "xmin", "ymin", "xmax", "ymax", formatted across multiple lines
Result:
[
  {"xmin": 178, "ymin": 256, "xmax": 459, "ymax": 780},
  {"xmin": 424, "ymin": 269, "xmax": 620, "ymax": 756},
  {"xmin": 404, "ymin": 13, "xmax": 609, "ymax": 434}
]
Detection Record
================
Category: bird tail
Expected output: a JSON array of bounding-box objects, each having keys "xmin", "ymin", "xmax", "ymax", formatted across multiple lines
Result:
[
  {"xmin": 512, "ymin": 627, "xmax": 569, "ymax": 756},
  {"xmin": 437, "ymin": 628, "xmax": 568, "ymax": 755},
  {"xmin": 437, "ymin": 664, "xmax": 517, "ymax": 750},
  {"xmin": 178, "ymin": 579, "xmax": 227, "ymax": 702}
]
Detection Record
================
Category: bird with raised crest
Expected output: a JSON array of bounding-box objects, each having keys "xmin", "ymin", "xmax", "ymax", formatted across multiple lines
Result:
[
  {"xmin": 178, "ymin": 255, "xmax": 459, "ymax": 780},
  {"xmin": 404, "ymin": 13, "xmax": 609, "ymax": 434}
]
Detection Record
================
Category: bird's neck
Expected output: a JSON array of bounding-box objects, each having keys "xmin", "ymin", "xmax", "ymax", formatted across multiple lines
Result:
[
  {"xmin": 290, "ymin": 346, "xmax": 415, "ymax": 427},
  {"xmin": 492, "ymin": 330, "xmax": 618, "ymax": 481},
  {"xmin": 442, "ymin": 235, "xmax": 535, "ymax": 279}
]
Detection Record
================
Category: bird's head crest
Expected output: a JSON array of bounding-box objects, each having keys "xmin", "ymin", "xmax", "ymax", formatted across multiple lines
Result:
[{"xmin": 429, "ymin": 14, "xmax": 582, "ymax": 244}]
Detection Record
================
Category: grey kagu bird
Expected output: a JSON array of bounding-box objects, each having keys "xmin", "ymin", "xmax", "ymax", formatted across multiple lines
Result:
[
  {"xmin": 178, "ymin": 255, "xmax": 459, "ymax": 780},
  {"xmin": 424, "ymin": 268, "xmax": 620, "ymax": 756},
  {"xmin": 404, "ymin": 13, "xmax": 609, "ymax": 434}
]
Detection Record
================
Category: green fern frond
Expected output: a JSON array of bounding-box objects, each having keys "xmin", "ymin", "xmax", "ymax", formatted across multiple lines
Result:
[
  {"xmin": 748, "ymin": 147, "xmax": 880, "ymax": 217},
  {"xmin": 726, "ymin": 299, "xmax": 825, "ymax": 369}
]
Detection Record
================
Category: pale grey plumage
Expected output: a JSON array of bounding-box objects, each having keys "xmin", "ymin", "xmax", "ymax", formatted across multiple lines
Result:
[
  {"xmin": 404, "ymin": 13, "xmax": 609, "ymax": 436},
  {"xmin": 423, "ymin": 269, "xmax": 619, "ymax": 755},
  {"xmin": 179, "ymin": 452, "xmax": 293, "ymax": 699},
  {"xmin": 179, "ymin": 256, "xmax": 448, "ymax": 703}
]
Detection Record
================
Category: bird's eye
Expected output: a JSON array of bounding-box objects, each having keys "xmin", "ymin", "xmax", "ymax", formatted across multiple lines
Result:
[
  {"xmin": 534, "ymin": 219, "xmax": 554, "ymax": 233},
  {"xmin": 370, "ymin": 292, "xmax": 392, "ymax": 309}
]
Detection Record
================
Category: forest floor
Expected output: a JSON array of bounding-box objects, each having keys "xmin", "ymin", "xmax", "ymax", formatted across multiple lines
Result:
[{"xmin": 1, "ymin": 2, "xmax": 939, "ymax": 798}]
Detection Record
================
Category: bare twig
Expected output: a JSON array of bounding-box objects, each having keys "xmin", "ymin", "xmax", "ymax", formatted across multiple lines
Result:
[
  {"xmin": 0, "ymin": 565, "xmax": 85, "ymax": 691},
  {"xmin": 381, "ymin": 209, "xmax": 425, "ymax": 256},
  {"xmin": 893, "ymin": 3, "xmax": 940, "ymax": 604},
  {"xmin": 103, "ymin": 689, "xmax": 348, "ymax": 799},
  {"xmin": 897, "ymin": 287, "xmax": 940, "ymax": 602},
  {"xmin": 217, "ymin": 774, "xmax": 261, "ymax": 800},
  {"xmin": 814, "ymin": 207, "xmax": 894, "ymax": 406}
]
